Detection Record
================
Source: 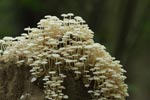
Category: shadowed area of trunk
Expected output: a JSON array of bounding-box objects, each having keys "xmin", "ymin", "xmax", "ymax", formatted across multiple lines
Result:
[
  {"xmin": 63, "ymin": 72, "xmax": 91, "ymax": 100},
  {"xmin": 0, "ymin": 62, "xmax": 45, "ymax": 100},
  {"xmin": 0, "ymin": 62, "xmax": 91, "ymax": 100}
]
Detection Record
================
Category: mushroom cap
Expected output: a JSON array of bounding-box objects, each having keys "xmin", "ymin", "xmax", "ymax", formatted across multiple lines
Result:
[
  {"xmin": 52, "ymin": 54, "xmax": 60, "ymax": 58},
  {"xmin": 49, "ymin": 71, "xmax": 56, "ymax": 74},
  {"xmin": 88, "ymin": 90, "xmax": 93, "ymax": 93},
  {"xmin": 74, "ymin": 71, "xmax": 81, "ymax": 74},
  {"xmin": 63, "ymin": 95, "xmax": 69, "ymax": 99},
  {"xmin": 41, "ymin": 61, "xmax": 48, "ymax": 65}
]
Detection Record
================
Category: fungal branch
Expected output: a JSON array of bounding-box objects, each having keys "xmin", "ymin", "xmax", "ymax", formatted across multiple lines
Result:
[{"xmin": 0, "ymin": 13, "xmax": 128, "ymax": 100}]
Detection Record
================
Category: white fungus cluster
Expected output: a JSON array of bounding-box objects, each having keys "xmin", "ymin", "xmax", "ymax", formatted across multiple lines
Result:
[{"xmin": 0, "ymin": 13, "xmax": 128, "ymax": 100}]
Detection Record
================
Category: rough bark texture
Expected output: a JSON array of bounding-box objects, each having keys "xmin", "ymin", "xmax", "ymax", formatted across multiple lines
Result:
[
  {"xmin": 0, "ymin": 62, "xmax": 45, "ymax": 100},
  {"xmin": 0, "ymin": 62, "xmax": 91, "ymax": 100}
]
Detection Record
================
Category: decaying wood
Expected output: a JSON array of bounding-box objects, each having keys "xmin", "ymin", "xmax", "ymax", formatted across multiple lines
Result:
[
  {"xmin": 0, "ymin": 62, "xmax": 91, "ymax": 100},
  {"xmin": 0, "ymin": 62, "xmax": 45, "ymax": 100}
]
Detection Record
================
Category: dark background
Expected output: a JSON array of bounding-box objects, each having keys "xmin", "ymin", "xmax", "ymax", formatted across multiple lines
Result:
[{"xmin": 0, "ymin": 0, "xmax": 150, "ymax": 100}]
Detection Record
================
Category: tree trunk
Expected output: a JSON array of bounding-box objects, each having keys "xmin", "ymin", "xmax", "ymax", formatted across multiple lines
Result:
[{"xmin": 0, "ymin": 62, "xmax": 91, "ymax": 100}]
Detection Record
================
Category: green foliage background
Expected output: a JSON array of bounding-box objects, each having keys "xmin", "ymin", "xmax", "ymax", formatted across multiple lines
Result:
[{"xmin": 0, "ymin": 0, "xmax": 150, "ymax": 100}]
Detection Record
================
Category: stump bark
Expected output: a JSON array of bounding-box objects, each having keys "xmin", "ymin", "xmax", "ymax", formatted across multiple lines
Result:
[{"xmin": 0, "ymin": 62, "xmax": 91, "ymax": 100}]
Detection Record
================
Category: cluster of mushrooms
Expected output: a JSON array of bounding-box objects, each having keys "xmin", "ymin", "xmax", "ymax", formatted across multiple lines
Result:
[{"xmin": 0, "ymin": 13, "xmax": 128, "ymax": 100}]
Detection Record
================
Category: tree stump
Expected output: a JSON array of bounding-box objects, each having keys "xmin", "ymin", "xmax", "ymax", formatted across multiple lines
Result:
[{"xmin": 0, "ymin": 62, "xmax": 91, "ymax": 100}]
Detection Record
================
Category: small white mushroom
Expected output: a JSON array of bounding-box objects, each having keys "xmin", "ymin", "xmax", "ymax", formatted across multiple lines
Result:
[
  {"xmin": 49, "ymin": 71, "xmax": 56, "ymax": 74},
  {"xmin": 31, "ymin": 77, "xmax": 37, "ymax": 83},
  {"xmin": 88, "ymin": 90, "xmax": 93, "ymax": 93},
  {"xmin": 41, "ymin": 61, "xmax": 48, "ymax": 65},
  {"xmin": 43, "ymin": 77, "xmax": 49, "ymax": 81},
  {"xmin": 84, "ymin": 84, "xmax": 90, "ymax": 88},
  {"xmin": 63, "ymin": 95, "xmax": 69, "ymax": 99}
]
